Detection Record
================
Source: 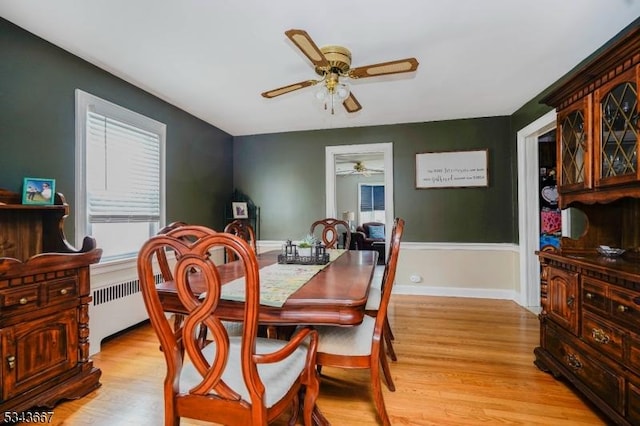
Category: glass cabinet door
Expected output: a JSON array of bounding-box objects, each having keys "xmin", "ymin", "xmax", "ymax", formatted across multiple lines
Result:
[
  {"xmin": 557, "ymin": 96, "xmax": 592, "ymax": 193},
  {"xmin": 595, "ymin": 65, "xmax": 639, "ymax": 187}
]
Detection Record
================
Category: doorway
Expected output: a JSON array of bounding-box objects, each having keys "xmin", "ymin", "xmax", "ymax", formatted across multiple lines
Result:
[
  {"xmin": 325, "ymin": 143, "xmax": 394, "ymax": 250},
  {"xmin": 517, "ymin": 110, "xmax": 556, "ymax": 309}
]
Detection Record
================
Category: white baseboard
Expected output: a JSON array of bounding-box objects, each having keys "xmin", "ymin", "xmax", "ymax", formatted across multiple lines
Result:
[{"xmin": 394, "ymin": 284, "xmax": 516, "ymax": 300}]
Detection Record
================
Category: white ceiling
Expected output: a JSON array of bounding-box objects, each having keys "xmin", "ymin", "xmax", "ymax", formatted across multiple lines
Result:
[{"xmin": 2, "ymin": 1, "xmax": 639, "ymax": 137}]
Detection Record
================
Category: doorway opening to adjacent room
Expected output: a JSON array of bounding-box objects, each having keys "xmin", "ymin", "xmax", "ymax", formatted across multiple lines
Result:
[
  {"xmin": 517, "ymin": 110, "xmax": 556, "ymax": 311},
  {"xmin": 325, "ymin": 143, "xmax": 394, "ymax": 254}
]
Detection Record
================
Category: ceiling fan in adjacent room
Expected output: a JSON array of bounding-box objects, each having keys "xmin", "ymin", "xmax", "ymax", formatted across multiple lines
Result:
[
  {"xmin": 261, "ymin": 29, "xmax": 419, "ymax": 114},
  {"xmin": 337, "ymin": 160, "xmax": 384, "ymax": 177}
]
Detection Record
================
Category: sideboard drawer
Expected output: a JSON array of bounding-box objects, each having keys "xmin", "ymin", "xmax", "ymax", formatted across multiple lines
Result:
[
  {"xmin": 582, "ymin": 312, "xmax": 625, "ymax": 363},
  {"xmin": 546, "ymin": 325, "xmax": 623, "ymax": 412},
  {"xmin": 628, "ymin": 381, "xmax": 640, "ymax": 425},
  {"xmin": 582, "ymin": 277, "xmax": 608, "ymax": 315},
  {"xmin": 46, "ymin": 277, "xmax": 78, "ymax": 305},
  {"xmin": 0, "ymin": 285, "xmax": 39, "ymax": 312},
  {"xmin": 610, "ymin": 287, "xmax": 640, "ymax": 328},
  {"xmin": 629, "ymin": 332, "xmax": 640, "ymax": 377}
]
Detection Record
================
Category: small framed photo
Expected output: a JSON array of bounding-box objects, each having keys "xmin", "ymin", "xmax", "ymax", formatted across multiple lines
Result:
[
  {"xmin": 232, "ymin": 202, "xmax": 249, "ymax": 219},
  {"xmin": 22, "ymin": 177, "xmax": 56, "ymax": 205}
]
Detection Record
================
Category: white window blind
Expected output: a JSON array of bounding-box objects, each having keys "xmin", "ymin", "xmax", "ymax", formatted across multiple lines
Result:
[
  {"xmin": 86, "ymin": 111, "xmax": 161, "ymax": 223},
  {"xmin": 76, "ymin": 89, "xmax": 165, "ymax": 261}
]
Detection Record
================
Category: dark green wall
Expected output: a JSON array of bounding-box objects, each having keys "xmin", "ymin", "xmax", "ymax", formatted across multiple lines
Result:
[
  {"xmin": 234, "ymin": 116, "xmax": 514, "ymax": 243},
  {"xmin": 6, "ymin": 16, "xmax": 633, "ymax": 247},
  {"xmin": 0, "ymin": 19, "xmax": 233, "ymax": 243}
]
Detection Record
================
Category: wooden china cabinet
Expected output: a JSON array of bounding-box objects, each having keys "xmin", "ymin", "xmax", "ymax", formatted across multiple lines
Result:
[
  {"xmin": 0, "ymin": 188, "xmax": 101, "ymax": 419},
  {"xmin": 534, "ymin": 25, "xmax": 640, "ymax": 425}
]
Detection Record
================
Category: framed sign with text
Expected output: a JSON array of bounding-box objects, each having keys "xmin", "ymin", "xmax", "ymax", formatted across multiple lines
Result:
[{"xmin": 416, "ymin": 149, "xmax": 488, "ymax": 189}]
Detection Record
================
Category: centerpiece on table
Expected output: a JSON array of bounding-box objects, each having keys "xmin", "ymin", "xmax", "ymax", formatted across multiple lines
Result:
[
  {"xmin": 297, "ymin": 234, "xmax": 318, "ymax": 257},
  {"xmin": 278, "ymin": 234, "xmax": 330, "ymax": 265}
]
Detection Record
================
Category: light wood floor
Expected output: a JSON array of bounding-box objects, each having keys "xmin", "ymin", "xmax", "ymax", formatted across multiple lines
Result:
[{"xmin": 32, "ymin": 296, "xmax": 608, "ymax": 425}]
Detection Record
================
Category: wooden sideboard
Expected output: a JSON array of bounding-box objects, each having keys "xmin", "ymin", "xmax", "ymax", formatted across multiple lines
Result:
[
  {"xmin": 535, "ymin": 24, "xmax": 640, "ymax": 425},
  {"xmin": 536, "ymin": 252, "xmax": 640, "ymax": 425},
  {"xmin": 0, "ymin": 188, "xmax": 102, "ymax": 418}
]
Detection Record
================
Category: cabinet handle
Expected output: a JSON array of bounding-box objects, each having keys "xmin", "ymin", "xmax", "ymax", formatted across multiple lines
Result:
[
  {"xmin": 591, "ymin": 328, "xmax": 610, "ymax": 344},
  {"xmin": 567, "ymin": 296, "xmax": 575, "ymax": 308},
  {"xmin": 585, "ymin": 293, "xmax": 594, "ymax": 300},
  {"xmin": 19, "ymin": 297, "xmax": 27, "ymax": 305},
  {"xmin": 60, "ymin": 288, "xmax": 68, "ymax": 295},
  {"xmin": 6, "ymin": 355, "xmax": 15, "ymax": 370},
  {"xmin": 567, "ymin": 353, "xmax": 582, "ymax": 370},
  {"xmin": 617, "ymin": 305, "xmax": 629, "ymax": 313}
]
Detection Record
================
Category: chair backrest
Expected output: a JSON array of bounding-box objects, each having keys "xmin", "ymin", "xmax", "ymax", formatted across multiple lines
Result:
[
  {"xmin": 310, "ymin": 217, "xmax": 351, "ymax": 249},
  {"xmin": 137, "ymin": 225, "xmax": 265, "ymax": 424},
  {"xmin": 154, "ymin": 221, "xmax": 190, "ymax": 281},
  {"xmin": 376, "ymin": 218, "xmax": 404, "ymax": 328},
  {"xmin": 224, "ymin": 219, "xmax": 257, "ymax": 262}
]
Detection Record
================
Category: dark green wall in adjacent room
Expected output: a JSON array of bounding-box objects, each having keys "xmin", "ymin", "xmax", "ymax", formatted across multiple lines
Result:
[
  {"xmin": 233, "ymin": 116, "xmax": 515, "ymax": 243},
  {"xmin": 0, "ymin": 18, "xmax": 233, "ymax": 244}
]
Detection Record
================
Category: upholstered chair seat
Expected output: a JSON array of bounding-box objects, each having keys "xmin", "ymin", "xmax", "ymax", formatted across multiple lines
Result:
[{"xmin": 181, "ymin": 336, "xmax": 311, "ymax": 408}]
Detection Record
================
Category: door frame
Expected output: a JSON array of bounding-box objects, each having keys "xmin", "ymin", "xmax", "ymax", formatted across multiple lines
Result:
[
  {"xmin": 325, "ymin": 143, "xmax": 394, "ymax": 246},
  {"xmin": 517, "ymin": 110, "xmax": 556, "ymax": 309}
]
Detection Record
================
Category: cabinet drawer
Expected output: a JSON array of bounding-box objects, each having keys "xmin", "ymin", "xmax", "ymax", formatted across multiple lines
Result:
[
  {"xmin": 582, "ymin": 277, "xmax": 608, "ymax": 315},
  {"xmin": 546, "ymin": 325, "xmax": 623, "ymax": 412},
  {"xmin": 609, "ymin": 287, "xmax": 640, "ymax": 328},
  {"xmin": 581, "ymin": 312, "xmax": 625, "ymax": 362},
  {"xmin": 629, "ymin": 381, "xmax": 640, "ymax": 425},
  {"xmin": 629, "ymin": 332, "xmax": 640, "ymax": 377},
  {"xmin": 0, "ymin": 284, "xmax": 39, "ymax": 311},
  {"xmin": 46, "ymin": 277, "xmax": 78, "ymax": 304}
]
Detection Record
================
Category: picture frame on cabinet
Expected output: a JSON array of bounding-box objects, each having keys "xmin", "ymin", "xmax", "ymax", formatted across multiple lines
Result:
[
  {"xmin": 232, "ymin": 201, "xmax": 249, "ymax": 219},
  {"xmin": 22, "ymin": 177, "xmax": 55, "ymax": 205}
]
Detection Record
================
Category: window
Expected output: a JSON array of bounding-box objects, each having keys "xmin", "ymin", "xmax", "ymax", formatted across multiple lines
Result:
[
  {"xmin": 75, "ymin": 90, "xmax": 165, "ymax": 262},
  {"xmin": 359, "ymin": 184, "xmax": 385, "ymax": 223}
]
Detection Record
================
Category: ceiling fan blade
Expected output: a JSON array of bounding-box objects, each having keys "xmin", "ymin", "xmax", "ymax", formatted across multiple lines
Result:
[
  {"xmin": 261, "ymin": 80, "xmax": 317, "ymax": 98},
  {"xmin": 343, "ymin": 93, "xmax": 362, "ymax": 113},
  {"xmin": 285, "ymin": 29, "xmax": 330, "ymax": 69},
  {"xmin": 348, "ymin": 58, "xmax": 419, "ymax": 79}
]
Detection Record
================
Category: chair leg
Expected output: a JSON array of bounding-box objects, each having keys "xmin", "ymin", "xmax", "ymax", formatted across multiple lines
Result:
[
  {"xmin": 379, "ymin": 341, "xmax": 396, "ymax": 392},
  {"xmin": 385, "ymin": 315, "xmax": 395, "ymax": 340},
  {"xmin": 287, "ymin": 393, "xmax": 300, "ymax": 426},
  {"xmin": 384, "ymin": 317, "xmax": 398, "ymax": 361},
  {"xmin": 371, "ymin": 354, "xmax": 392, "ymax": 426}
]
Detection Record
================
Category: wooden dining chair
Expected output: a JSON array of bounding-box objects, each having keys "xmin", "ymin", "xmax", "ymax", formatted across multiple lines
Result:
[
  {"xmin": 224, "ymin": 219, "xmax": 257, "ymax": 262},
  {"xmin": 313, "ymin": 217, "xmax": 404, "ymax": 426},
  {"xmin": 366, "ymin": 248, "xmax": 398, "ymax": 363},
  {"xmin": 310, "ymin": 217, "xmax": 351, "ymax": 249},
  {"xmin": 138, "ymin": 225, "xmax": 320, "ymax": 426}
]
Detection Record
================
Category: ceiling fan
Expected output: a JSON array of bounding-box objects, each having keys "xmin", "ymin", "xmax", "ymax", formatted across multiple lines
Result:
[
  {"xmin": 337, "ymin": 161, "xmax": 384, "ymax": 177},
  {"xmin": 261, "ymin": 29, "xmax": 419, "ymax": 114}
]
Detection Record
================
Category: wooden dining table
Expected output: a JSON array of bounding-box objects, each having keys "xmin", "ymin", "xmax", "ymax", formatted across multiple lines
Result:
[{"xmin": 156, "ymin": 249, "xmax": 379, "ymax": 327}]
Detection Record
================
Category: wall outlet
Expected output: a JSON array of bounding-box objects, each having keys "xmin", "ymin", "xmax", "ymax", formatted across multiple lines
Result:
[{"xmin": 409, "ymin": 274, "xmax": 422, "ymax": 283}]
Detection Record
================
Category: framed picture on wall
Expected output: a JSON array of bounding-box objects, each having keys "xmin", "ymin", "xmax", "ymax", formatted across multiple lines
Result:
[
  {"xmin": 416, "ymin": 149, "xmax": 488, "ymax": 189},
  {"xmin": 232, "ymin": 202, "xmax": 249, "ymax": 219},
  {"xmin": 22, "ymin": 177, "xmax": 56, "ymax": 205}
]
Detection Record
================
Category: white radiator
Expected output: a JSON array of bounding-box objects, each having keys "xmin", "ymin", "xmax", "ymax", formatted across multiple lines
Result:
[
  {"xmin": 87, "ymin": 248, "xmax": 225, "ymax": 356},
  {"xmin": 88, "ymin": 259, "xmax": 154, "ymax": 356}
]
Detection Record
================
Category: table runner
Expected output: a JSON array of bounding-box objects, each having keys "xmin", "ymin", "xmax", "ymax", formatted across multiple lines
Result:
[{"xmin": 220, "ymin": 249, "xmax": 346, "ymax": 307}]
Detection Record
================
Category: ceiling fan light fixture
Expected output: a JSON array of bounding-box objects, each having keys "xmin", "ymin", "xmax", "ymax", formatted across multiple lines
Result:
[
  {"xmin": 316, "ymin": 73, "xmax": 350, "ymax": 114},
  {"xmin": 336, "ymin": 82, "xmax": 350, "ymax": 100}
]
